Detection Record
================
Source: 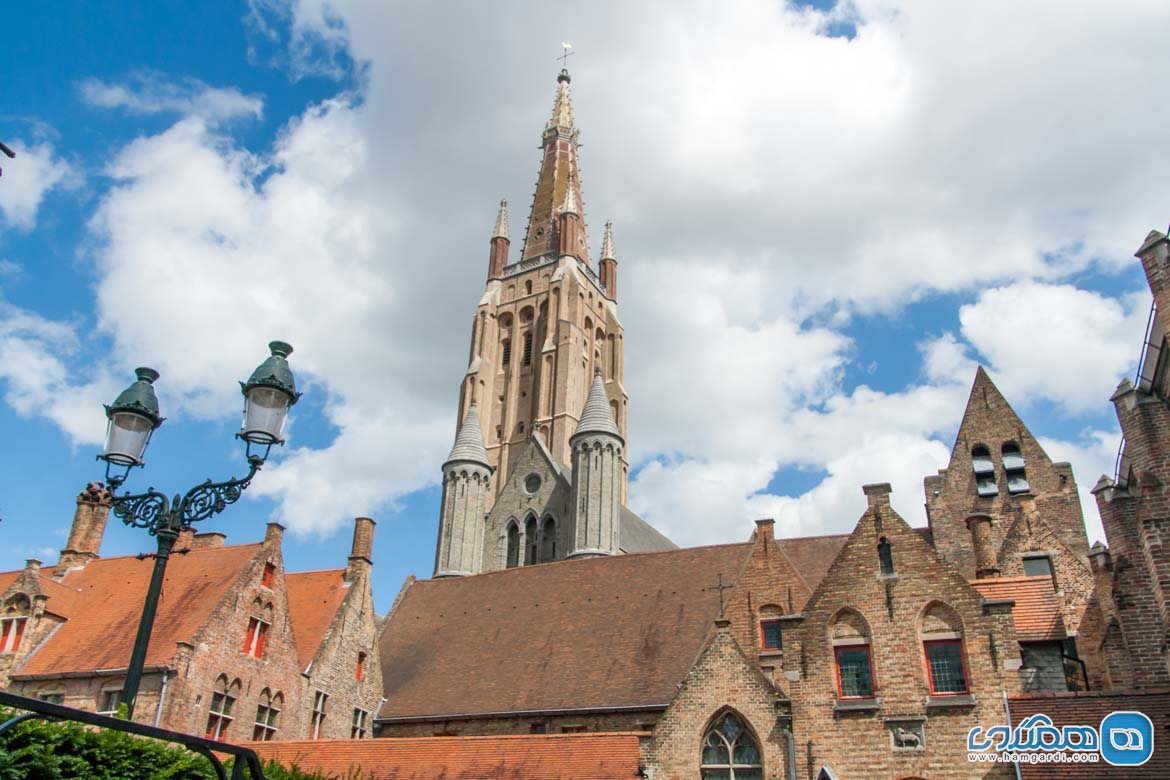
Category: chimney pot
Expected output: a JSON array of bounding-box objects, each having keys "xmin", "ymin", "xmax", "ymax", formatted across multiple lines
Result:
[{"xmin": 348, "ymin": 517, "xmax": 376, "ymax": 579}]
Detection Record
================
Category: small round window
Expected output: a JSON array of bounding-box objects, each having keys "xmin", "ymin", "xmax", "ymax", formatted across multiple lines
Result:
[{"xmin": 524, "ymin": 473, "xmax": 542, "ymax": 495}]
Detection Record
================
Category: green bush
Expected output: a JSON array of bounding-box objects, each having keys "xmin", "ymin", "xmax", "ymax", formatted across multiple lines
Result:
[{"xmin": 0, "ymin": 710, "xmax": 338, "ymax": 780}]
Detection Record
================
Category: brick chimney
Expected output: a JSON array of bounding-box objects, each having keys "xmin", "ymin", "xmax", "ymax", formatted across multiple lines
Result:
[
  {"xmin": 966, "ymin": 515, "xmax": 1000, "ymax": 578},
  {"xmin": 347, "ymin": 517, "xmax": 376, "ymax": 581},
  {"xmin": 55, "ymin": 483, "xmax": 113, "ymax": 577},
  {"xmin": 263, "ymin": 522, "xmax": 285, "ymax": 549},
  {"xmin": 754, "ymin": 518, "xmax": 775, "ymax": 548}
]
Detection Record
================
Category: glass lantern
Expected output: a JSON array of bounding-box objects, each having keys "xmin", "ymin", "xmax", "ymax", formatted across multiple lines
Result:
[
  {"xmin": 239, "ymin": 341, "xmax": 300, "ymax": 462},
  {"xmin": 99, "ymin": 367, "xmax": 164, "ymax": 484}
]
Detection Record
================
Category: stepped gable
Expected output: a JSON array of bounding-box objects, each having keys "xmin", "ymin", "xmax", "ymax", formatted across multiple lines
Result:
[
  {"xmin": 378, "ymin": 542, "xmax": 753, "ymax": 720},
  {"xmin": 14, "ymin": 543, "xmax": 260, "ymax": 676},
  {"xmin": 245, "ymin": 732, "xmax": 643, "ymax": 779},
  {"xmin": 0, "ymin": 568, "xmax": 80, "ymax": 618},
  {"xmin": 285, "ymin": 568, "xmax": 348, "ymax": 671}
]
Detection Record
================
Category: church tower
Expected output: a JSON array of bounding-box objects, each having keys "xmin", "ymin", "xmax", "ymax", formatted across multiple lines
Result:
[{"xmin": 455, "ymin": 68, "xmax": 629, "ymax": 510}]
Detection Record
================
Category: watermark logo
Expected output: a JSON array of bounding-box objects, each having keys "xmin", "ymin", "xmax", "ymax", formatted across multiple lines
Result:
[
  {"xmin": 1099, "ymin": 711, "xmax": 1153, "ymax": 767},
  {"xmin": 967, "ymin": 710, "xmax": 1153, "ymax": 766}
]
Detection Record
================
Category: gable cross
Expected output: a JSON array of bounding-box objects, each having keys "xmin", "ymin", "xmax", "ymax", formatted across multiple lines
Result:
[{"xmin": 706, "ymin": 573, "xmax": 734, "ymax": 619}]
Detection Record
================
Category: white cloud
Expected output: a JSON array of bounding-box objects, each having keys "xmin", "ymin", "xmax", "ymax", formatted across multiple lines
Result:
[
  {"xmin": 958, "ymin": 282, "xmax": 1149, "ymax": 413},
  {"xmin": 0, "ymin": 140, "xmax": 74, "ymax": 231},
  {"xmin": 10, "ymin": 2, "xmax": 1168, "ymax": 548},
  {"xmin": 79, "ymin": 73, "xmax": 263, "ymax": 122}
]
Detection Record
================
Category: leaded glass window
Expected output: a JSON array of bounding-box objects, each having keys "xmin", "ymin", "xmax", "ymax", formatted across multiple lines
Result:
[
  {"xmin": 925, "ymin": 640, "xmax": 968, "ymax": 694},
  {"xmin": 834, "ymin": 646, "xmax": 874, "ymax": 698},
  {"xmin": 700, "ymin": 712, "xmax": 762, "ymax": 779}
]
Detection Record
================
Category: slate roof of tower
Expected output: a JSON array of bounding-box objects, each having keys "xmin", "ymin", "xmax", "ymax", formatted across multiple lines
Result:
[
  {"xmin": 13, "ymin": 544, "xmax": 260, "ymax": 677},
  {"xmin": 285, "ymin": 568, "xmax": 348, "ymax": 671},
  {"xmin": 245, "ymin": 732, "xmax": 643, "ymax": 779},
  {"xmin": 574, "ymin": 370, "xmax": 620, "ymax": 438},
  {"xmin": 377, "ymin": 543, "xmax": 753, "ymax": 720},
  {"xmin": 446, "ymin": 401, "xmax": 489, "ymax": 464},
  {"xmin": 619, "ymin": 506, "xmax": 678, "ymax": 552}
]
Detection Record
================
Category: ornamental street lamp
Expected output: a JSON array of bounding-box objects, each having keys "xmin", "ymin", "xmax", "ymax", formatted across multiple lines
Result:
[{"xmin": 97, "ymin": 342, "xmax": 301, "ymax": 718}]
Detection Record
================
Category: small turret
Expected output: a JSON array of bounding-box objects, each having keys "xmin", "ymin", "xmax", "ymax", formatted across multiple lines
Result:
[
  {"xmin": 599, "ymin": 221, "xmax": 618, "ymax": 300},
  {"xmin": 488, "ymin": 199, "xmax": 510, "ymax": 279},
  {"xmin": 434, "ymin": 402, "xmax": 492, "ymax": 577},
  {"xmin": 558, "ymin": 171, "xmax": 583, "ymax": 260},
  {"xmin": 569, "ymin": 368, "xmax": 623, "ymax": 558}
]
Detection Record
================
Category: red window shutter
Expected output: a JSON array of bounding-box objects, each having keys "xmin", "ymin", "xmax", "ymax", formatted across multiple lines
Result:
[
  {"xmin": 255, "ymin": 622, "xmax": 268, "ymax": 657},
  {"xmin": 261, "ymin": 563, "xmax": 275, "ymax": 587},
  {"xmin": 12, "ymin": 618, "xmax": 26, "ymax": 651},
  {"xmin": 243, "ymin": 619, "xmax": 256, "ymax": 654},
  {"xmin": 356, "ymin": 652, "xmax": 365, "ymax": 681}
]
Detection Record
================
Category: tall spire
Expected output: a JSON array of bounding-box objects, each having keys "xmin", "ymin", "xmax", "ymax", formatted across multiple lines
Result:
[
  {"xmin": 600, "ymin": 221, "xmax": 615, "ymax": 260},
  {"xmin": 521, "ymin": 70, "xmax": 589, "ymax": 265},
  {"xmin": 493, "ymin": 199, "xmax": 509, "ymax": 240},
  {"xmin": 575, "ymin": 367, "xmax": 620, "ymax": 438},
  {"xmin": 447, "ymin": 401, "xmax": 489, "ymax": 464}
]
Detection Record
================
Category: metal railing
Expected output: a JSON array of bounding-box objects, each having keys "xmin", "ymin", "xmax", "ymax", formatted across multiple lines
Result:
[{"xmin": 0, "ymin": 690, "xmax": 266, "ymax": 779}]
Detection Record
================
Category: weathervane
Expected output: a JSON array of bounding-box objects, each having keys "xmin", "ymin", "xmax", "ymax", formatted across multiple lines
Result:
[{"xmin": 558, "ymin": 41, "xmax": 574, "ymax": 69}]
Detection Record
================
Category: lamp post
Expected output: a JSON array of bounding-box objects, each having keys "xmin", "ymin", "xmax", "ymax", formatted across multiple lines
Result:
[{"xmin": 97, "ymin": 342, "xmax": 301, "ymax": 719}]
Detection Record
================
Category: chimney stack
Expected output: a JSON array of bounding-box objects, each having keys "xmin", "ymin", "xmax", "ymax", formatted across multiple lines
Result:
[
  {"xmin": 55, "ymin": 483, "xmax": 113, "ymax": 577},
  {"xmin": 754, "ymin": 518, "xmax": 775, "ymax": 545},
  {"xmin": 347, "ymin": 517, "xmax": 376, "ymax": 580},
  {"xmin": 966, "ymin": 515, "xmax": 1000, "ymax": 578}
]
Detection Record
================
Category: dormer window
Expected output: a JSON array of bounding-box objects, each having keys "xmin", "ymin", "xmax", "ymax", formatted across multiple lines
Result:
[
  {"xmin": 972, "ymin": 446, "xmax": 997, "ymax": 496},
  {"xmin": 1002, "ymin": 442, "xmax": 1029, "ymax": 494}
]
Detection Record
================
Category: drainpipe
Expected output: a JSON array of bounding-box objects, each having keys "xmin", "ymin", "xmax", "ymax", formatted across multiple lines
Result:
[
  {"xmin": 777, "ymin": 712, "xmax": 797, "ymax": 780},
  {"xmin": 1002, "ymin": 688, "xmax": 1021, "ymax": 780},
  {"xmin": 153, "ymin": 670, "xmax": 170, "ymax": 728}
]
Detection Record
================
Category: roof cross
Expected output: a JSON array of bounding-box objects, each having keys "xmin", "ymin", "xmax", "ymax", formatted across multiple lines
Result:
[
  {"xmin": 558, "ymin": 42, "xmax": 574, "ymax": 69},
  {"xmin": 706, "ymin": 573, "xmax": 734, "ymax": 619}
]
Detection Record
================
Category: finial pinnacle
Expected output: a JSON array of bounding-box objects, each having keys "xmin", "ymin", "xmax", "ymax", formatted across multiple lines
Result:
[
  {"xmin": 493, "ymin": 199, "xmax": 509, "ymax": 240},
  {"xmin": 600, "ymin": 220, "xmax": 615, "ymax": 261}
]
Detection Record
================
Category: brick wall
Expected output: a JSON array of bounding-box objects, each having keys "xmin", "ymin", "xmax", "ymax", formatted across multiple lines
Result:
[{"xmin": 376, "ymin": 710, "xmax": 660, "ymax": 738}]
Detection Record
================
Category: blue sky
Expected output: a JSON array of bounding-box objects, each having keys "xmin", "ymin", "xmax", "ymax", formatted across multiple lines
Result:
[{"xmin": 1, "ymin": 1, "xmax": 1167, "ymax": 604}]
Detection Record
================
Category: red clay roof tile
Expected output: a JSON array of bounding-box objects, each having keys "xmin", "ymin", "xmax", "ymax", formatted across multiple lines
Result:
[
  {"xmin": 14, "ymin": 544, "xmax": 260, "ymax": 677},
  {"xmin": 242, "ymin": 732, "xmax": 643, "ymax": 779},
  {"xmin": 971, "ymin": 575, "xmax": 1066, "ymax": 642},
  {"xmin": 285, "ymin": 569, "xmax": 347, "ymax": 671},
  {"xmin": 378, "ymin": 543, "xmax": 753, "ymax": 719}
]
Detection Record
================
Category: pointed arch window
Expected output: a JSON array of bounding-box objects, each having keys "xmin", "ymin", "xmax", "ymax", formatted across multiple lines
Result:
[
  {"xmin": 506, "ymin": 522, "xmax": 520, "ymax": 569},
  {"xmin": 205, "ymin": 676, "xmax": 240, "ymax": 739},
  {"xmin": 253, "ymin": 689, "xmax": 281, "ymax": 741},
  {"xmin": 919, "ymin": 602, "xmax": 969, "ymax": 695},
  {"xmin": 1002, "ymin": 442, "xmax": 1029, "ymax": 494},
  {"xmin": 972, "ymin": 445, "xmax": 997, "ymax": 496},
  {"xmin": 525, "ymin": 516, "xmax": 538, "ymax": 565},
  {"xmin": 830, "ymin": 609, "xmax": 874, "ymax": 699},
  {"xmin": 700, "ymin": 712, "xmax": 762, "ymax": 779},
  {"xmin": 523, "ymin": 332, "xmax": 533, "ymax": 366},
  {"xmin": 540, "ymin": 516, "xmax": 556, "ymax": 562},
  {"xmin": 502, "ymin": 339, "xmax": 512, "ymax": 366},
  {"xmin": 877, "ymin": 537, "xmax": 894, "ymax": 576}
]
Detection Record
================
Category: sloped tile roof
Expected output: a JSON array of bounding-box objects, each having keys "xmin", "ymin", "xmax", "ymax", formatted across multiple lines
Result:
[
  {"xmin": 970, "ymin": 575, "xmax": 1066, "ymax": 641},
  {"xmin": 378, "ymin": 543, "xmax": 753, "ymax": 719},
  {"xmin": 285, "ymin": 569, "xmax": 347, "ymax": 671},
  {"xmin": 243, "ymin": 732, "xmax": 643, "ymax": 779},
  {"xmin": 776, "ymin": 533, "xmax": 849, "ymax": 592},
  {"xmin": 14, "ymin": 544, "xmax": 259, "ymax": 677},
  {"xmin": 0, "ymin": 570, "xmax": 80, "ymax": 618},
  {"xmin": 1011, "ymin": 689, "xmax": 1170, "ymax": 778}
]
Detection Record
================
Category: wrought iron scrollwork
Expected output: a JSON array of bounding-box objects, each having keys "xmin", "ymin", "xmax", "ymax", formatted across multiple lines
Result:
[{"xmin": 110, "ymin": 461, "xmax": 261, "ymax": 535}]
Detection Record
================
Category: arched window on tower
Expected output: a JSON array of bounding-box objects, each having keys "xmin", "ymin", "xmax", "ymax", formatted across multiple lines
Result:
[
  {"xmin": 972, "ymin": 445, "xmax": 997, "ymax": 497},
  {"xmin": 1002, "ymin": 442, "xmax": 1029, "ymax": 494},
  {"xmin": 506, "ymin": 522, "xmax": 520, "ymax": 569},
  {"xmin": 525, "ymin": 516, "xmax": 538, "ymax": 565},
  {"xmin": 700, "ymin": 711, "xmax": 762, "ymax": 779},
  {"xmin": 525, "ymin": 279, "xmax": 533, "ymax": 295},
  {"xmin": 501, "ymin": 339, "xmax": 512, "ymax": 366},
  {"xmin": 540, "ymin": 516, "xmax": 556, "ymax": 562},
  {"xmin": 523, "ymin": 332, "xmax": 533, "ymax": 366}
]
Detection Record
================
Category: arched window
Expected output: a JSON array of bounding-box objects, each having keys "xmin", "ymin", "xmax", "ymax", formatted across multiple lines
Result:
[
  {"xmin": 1, "ymin": 595, "xmax": 30, "ymax": 655},
  {"xmin": 830, "ymin": 609, "xmax": 874, "ymax": 699},
  {"xmin": 525, "ymin": 516, "xmax": 538, "ymax": 565},
  {"xmin": 525, "ymin": 280, "xmax": 532, "ymax": 295},
  {"xmin": 877, "ymin": 537, "xmax": 894, "ymax": 575},
  {"xmin": 700, "ymin": 711, "xmax": 762, "ymax": 779},
  {"xmin": 919, "ymin": 602, "xmax": 968, "ymax": 695},
  {"xmin": 501, "ymin": 339, "xmax": 512, "ymax": 366},
  {"xmin": 506, "ymin": 522, "xmax": 520, "ymax": 569},
  {"xmin": 253, "ymin": 688, "xmax": 281, "ymax": 741},
  {"xmin": 205, "ymin": 676, "xmax": 240, "ymax": 739},
  {"xmin": 971, "ymin": 445, "xmax": 997, "ymax": 496},
  {"xmin": 1002, "ymin": 442, "xmax": 1029, "ymax": 494},
  {"xmin": 523, "ymin": 332, "xmax": 533, "ymax": 366},
  {"xmin": 540, "ymin": 516, "xmax": 556, "ymax": 562}
]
